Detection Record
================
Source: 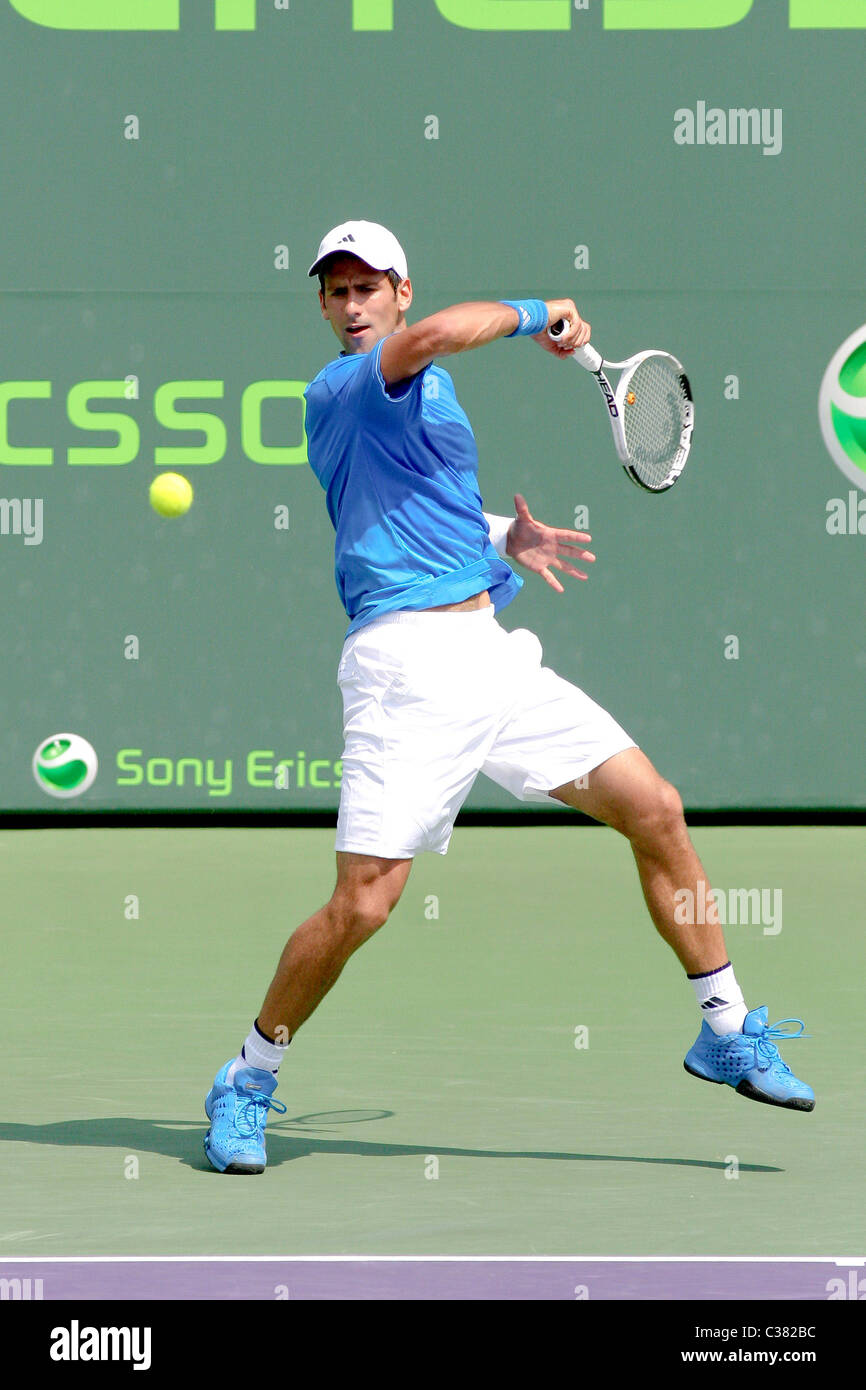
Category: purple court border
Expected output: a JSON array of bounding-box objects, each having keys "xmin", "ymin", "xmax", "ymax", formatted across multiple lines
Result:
[{"xmin": 1, "ymin": 1257, "xmax": 863, "ymax": 1301}]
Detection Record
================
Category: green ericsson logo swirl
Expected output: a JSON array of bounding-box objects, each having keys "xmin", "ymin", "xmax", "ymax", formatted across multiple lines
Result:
[
  {"xmin": 819, "ymin": 325, "xmax": 866, "ymax": 491},
  {"xmin": 33, "ymin": 733, "xmax": 99, "ymax": 799}
]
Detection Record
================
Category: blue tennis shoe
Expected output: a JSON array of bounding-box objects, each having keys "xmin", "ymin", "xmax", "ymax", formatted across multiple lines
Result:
[
  {"xmin": 204, "ymin": 1060, "xmax": 287, "ymax": 1173},
  {"xmin": 684, "ymin": 1005, "xmax": 814, "ymax": 1111}
]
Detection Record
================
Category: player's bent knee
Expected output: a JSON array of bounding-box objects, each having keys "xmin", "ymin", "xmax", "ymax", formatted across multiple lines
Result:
[
  {"xmin": 628, "ymin": 777, "xmax": 686, "ymax": 849},
  {"xmin": 355, "ymin": 896, "xmax": 393, "ymax": 938},
  {"xmin": 329, "ymin": 889, "xmax": 393, "ymax": 947},
  {"xmin": 651, "ymin": 779, "xmax": 686, "ymax": 843},
  {"xmin": 659, "ymin": 778, "xmax": 685, "ymax": 827}
]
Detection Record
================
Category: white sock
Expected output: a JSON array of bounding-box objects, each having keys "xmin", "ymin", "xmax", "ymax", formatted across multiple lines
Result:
[
  {"xmin": 226, "ymin": 1021, "xmax": 289, "ymax": 1083},
  {"xmin": 689, "ymin": 962, "xmax": 747, "ymax": 1036}
]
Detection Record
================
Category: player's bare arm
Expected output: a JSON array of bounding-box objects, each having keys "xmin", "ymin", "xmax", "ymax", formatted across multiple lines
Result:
[{"xmin": 379, "ymin": 297, "xmax": 591, "ymax": 385}]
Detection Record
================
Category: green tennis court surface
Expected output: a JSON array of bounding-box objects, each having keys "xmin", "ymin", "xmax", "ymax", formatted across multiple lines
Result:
[{"xmin": 1, "ymin": 825, "xmax": 861, "ymax": 1258}]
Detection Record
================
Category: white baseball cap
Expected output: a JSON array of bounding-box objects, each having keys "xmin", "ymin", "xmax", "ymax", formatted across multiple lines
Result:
[{"xmin": 308, "ymin": 220, "xmax": 408, "ymax": 281}]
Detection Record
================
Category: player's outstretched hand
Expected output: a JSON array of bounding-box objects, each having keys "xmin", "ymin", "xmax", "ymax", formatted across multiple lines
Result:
[
  {"xmin": 506, "ymin": 494, "xmax": 595, "ymax": 591},
  {"xmin": 532, "ymin": 301, "xmax": 591, "ymax": 358}
]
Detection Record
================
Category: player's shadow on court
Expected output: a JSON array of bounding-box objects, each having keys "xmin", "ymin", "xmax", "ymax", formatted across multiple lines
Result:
[{"xmin": 0, "ymin": 1111, "xmax": 784, "ymax": 1174}]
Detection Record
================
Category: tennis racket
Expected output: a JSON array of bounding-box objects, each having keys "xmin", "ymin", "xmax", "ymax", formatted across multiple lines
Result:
[{"xmin": 548, "ymin": 320, "xmax": 694, "ymax": 493}]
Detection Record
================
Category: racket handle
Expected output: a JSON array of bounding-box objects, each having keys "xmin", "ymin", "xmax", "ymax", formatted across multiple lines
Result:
[{"xmin": 548, "ymin": 320, "xmax": 603, "ymax": 373}]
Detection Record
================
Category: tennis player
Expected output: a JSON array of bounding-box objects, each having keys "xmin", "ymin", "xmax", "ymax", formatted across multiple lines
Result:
[{"xmin": 204, "ymin": 220, "xmax": 813, "ymax": 1174}]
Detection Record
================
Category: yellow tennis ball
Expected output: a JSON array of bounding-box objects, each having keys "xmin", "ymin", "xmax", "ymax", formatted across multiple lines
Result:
[{"xmin": 149, "ymin": 472, "xmax": 193, "ymax": 517}]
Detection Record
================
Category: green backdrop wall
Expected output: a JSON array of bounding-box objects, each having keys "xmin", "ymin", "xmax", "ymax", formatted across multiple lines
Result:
[{"xmin": 2, "ymin": 0, "xmax": 864, "ymax": 813}]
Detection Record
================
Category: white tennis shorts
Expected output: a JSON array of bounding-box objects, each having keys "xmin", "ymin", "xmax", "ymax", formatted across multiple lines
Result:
[{"xmin": 335, "ymin": 605, "xmax": 638, "ymax": 858}]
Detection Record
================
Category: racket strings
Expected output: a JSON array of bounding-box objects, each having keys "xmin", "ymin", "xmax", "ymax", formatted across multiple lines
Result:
[{"xmin": 622, "ymin": 357, "xmax": 691, "ymax": 488}]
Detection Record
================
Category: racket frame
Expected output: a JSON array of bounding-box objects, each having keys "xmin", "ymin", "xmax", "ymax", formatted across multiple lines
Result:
[
  {"xmin": 551, "ymin": 329, "xmax": 695, "ymax": 493},
  {"xmin": 586, "ymin": 348, "xmax": 694, "ymax": 493}
]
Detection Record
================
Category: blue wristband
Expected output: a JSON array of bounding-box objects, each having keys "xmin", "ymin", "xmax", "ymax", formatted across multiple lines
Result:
[{"xmin": 500, "ymin": 299, "xmax": 548, "ymax": 337}]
